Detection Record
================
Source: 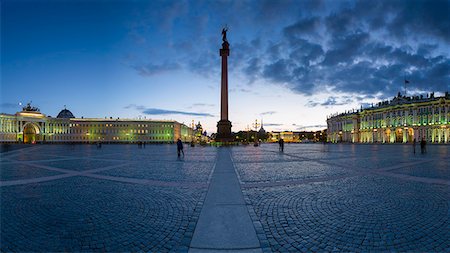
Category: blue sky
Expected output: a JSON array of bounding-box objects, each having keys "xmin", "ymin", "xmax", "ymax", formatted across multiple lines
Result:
[{"xmin": 2, "ymin": 0, "xmax": 449, "ymax": 133}]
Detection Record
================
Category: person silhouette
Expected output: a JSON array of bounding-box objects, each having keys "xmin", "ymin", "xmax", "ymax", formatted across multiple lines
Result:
[
  {"xmin": 177, "ymin": 138, "xmax": 184, "ymax": 157},
  {"xmin": 279, "ymin": 138, "xmax": 284, "ymax": 152},
  {"xmin": 413, "ymin": 138, "xmax": 416, "ymax": 154}
]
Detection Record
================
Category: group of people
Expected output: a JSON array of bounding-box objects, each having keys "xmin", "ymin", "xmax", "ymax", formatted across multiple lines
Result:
[
  {"xmin": 413, "ymin": 138, "xmax": 427, "ymax": 154},
  {"xmin": 178, "ymin": 137, "xmax": 430, "ymax": 157}
]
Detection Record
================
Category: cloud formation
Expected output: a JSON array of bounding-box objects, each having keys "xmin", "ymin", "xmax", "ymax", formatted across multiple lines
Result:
[
  {"xmin": 260, "ymin": 111, "xmax": 277, "ymax": 115},
  {"xmin": 0, "ymin": 102, "xmax": 20, "ymax": 109},
  {"xmin": 263, "ymin": 123, "xmax": 283, "ymax": 127},
  {"xmin": 306, "ymin": 96, "xmax": 354, "ymax": 107},
  {"xmin": 295, "ymin": 124, "xmax": 327, "ymax": 130},
  {"xmin": 128, "ymin": 0, "xmax": 449, "ymax": 106},
  {"xmin": 125, "ymin": 104, "xmax": 214, "ymax": 117},
  {"xmin": 132, "ymin": 62, "xmax": 181, "ymax": 76}
]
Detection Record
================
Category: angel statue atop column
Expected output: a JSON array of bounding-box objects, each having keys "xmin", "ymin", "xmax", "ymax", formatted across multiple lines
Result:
[{"xmin": 222, "ymin": 27, "xmax": 228, "ymax": 42}]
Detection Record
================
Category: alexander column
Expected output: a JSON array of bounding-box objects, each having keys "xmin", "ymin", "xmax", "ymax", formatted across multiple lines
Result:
[{"xmin": 216, "ymin": 27, "xmax": 232, "ymax": 142}]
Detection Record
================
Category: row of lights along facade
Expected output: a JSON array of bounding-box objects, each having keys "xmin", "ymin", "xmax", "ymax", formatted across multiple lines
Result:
[
  {"xmin": 0, "ymin": 104, "xmax": 194, "ymax": 144},
  {"xmin": 327, "ymin": 92, "xmax": 450, "ymax": 143}
]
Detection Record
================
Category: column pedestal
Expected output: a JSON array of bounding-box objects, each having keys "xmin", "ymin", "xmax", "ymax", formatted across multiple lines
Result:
[{"xmin": 216, "ymin": 120, "xmax": 233, "ymax": 142}]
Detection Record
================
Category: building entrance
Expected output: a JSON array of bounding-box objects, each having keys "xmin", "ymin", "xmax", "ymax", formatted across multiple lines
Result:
[
  {"xmin": 23, "ymin": 123, "xmax": 39, "ymax": 144},
  {"xmin": 408, "ymin": 128, "xmax": 414, "ymax": 143},
  {"xmin": 395, "ymin": 128, "xmax": 403, "ymax": 143}
]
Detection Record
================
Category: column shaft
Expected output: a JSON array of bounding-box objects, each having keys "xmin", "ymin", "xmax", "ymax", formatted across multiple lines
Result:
[{"xmin": 221, "ymin": 55, "xmax": 228, "ymax": 121}]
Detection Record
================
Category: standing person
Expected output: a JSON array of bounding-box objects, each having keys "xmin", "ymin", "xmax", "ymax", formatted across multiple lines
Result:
[
  {"xmin": 413, "ymin": 138, "xmax": 416, "ymax": 154},
  {"xmin": 420, "ymin": 138, "xmax": 425, "ymax": 154},
  {"xmin": 278, "ymin": 138, "xmax": 282, "ymax": 151},
  {"xmin": 177, "ymin": 138, "xmax": 184, "ymax": 157},
  {"xmin": 280, "ymin": 138, "xmax": 285, "ymax": 152}
]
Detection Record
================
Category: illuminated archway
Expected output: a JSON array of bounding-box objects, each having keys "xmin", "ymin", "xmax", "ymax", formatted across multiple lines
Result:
[
  {"xmin": 23, "ymin": 123, "xmax": 40, "ymax": 144},
  {"xmin": 408, "ymin": 128, "xmax": 414, "ymax": 143},
  {"xmin": 395, "ymin": 128, "xmax": 403, "ymax": 143},
  {"xmin": 385, "ymin": 129, "xmax": 391, "ymax": 143}
]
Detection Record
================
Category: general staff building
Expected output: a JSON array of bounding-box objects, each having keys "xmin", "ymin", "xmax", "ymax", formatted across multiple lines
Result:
[{"xmin": 0, "ymin": 104, "xmax": 194, "ymax": 144}]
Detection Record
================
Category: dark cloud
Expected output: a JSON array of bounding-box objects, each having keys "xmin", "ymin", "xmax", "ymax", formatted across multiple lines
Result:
[
  {"xmin": 125, "ymin": 104, "xmax": 214, "ymax": 117},
  {"xmin": 306, "ymin": 96, "xmax": 354, "ymax": 108},
  {"xmin": 127, "ymin": 0, "xmax": 449, "ymax": 100},
  {"xmin": 260, "ymin": 111, "xmax": 276, "ymax": 115},
  {"xmin": 263, "ymin": 59, "xmax": 295, "ymax": 84},
  {"xmin": 284, "ymin": 17, "xmax": 322, "ymax": 41},
  {"xmin": 191, "ymin": 103, "xmax": 214, "ymax": 107},
  {"xmin": 142, "ymin": 108, "xmax": 213, "ymax": 117},
  {"xmin": 387, "ymin": 0, "xmax": 450, "ymax": 42},
  {"xmin": 264, "ymin": 123, "xmax": 283, "ymax": 126},
  {"xmin": 243, "ymin": 58, "xmax": 261, "ymax": 83},
  {"xmin": 248, "ymin": 0, "xmax": 449, "ymax": 99},
  {"xmin": 295, "ymin": 124, "xmax": 327, "ymax": 130}
]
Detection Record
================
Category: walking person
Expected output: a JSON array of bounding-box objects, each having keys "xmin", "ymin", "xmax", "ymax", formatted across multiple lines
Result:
[
  {"xmin": 177, "ymin": 138, "xmax": 184, "ymax": 157},
  {"xmin": 279, "ymin": 138, "xmax": 284, "ymax": 152},
  {"xmin": 413, "ymin": 138, "xmax": 416, "ymax": 154}
]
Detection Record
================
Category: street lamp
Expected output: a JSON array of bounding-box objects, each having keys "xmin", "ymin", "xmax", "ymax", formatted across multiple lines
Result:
[{"xmin": 252, "ymin": 119, "xmax": 260, "ymax": 146}]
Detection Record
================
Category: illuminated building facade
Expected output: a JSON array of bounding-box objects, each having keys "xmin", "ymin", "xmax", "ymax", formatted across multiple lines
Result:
[
  {"xmin": 269, "ymin": 130, "xmax": 326, "ymax": 143},
  {"xmin": 327, "ymin": 93, "xmax": 450, "ymax": 143},
  {"xmin": 0, "ymin": 104, "xmax": 194, "ymax": 144}
]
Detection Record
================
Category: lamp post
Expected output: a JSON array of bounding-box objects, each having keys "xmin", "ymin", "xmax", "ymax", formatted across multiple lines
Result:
[{"xmin": 252, "ymin": 119, "xmax": 260, "ymax": 146}]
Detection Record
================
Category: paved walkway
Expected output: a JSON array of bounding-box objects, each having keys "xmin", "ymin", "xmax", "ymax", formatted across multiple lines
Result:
[{"xmin": 190, "ymin": 148, "xmax": 261, "ymax": 252}]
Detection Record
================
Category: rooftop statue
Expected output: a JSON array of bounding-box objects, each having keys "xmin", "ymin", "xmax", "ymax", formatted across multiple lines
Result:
[{"xmin": 23, "ymin": 102, "xmax": 40, "ymax": 112}]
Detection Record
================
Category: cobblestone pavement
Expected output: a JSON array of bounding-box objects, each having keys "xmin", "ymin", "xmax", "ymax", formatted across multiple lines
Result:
[
  {"xmin": 1, "ymin": 143, "xmax": 449, "ymax": 252},
  {"xmin": 1, "ymin": 144, "xmax": 216, "ymax": 252},
  {"xmin": 233, "ymin": 144, "xmax": 449, "ymax": 252}
]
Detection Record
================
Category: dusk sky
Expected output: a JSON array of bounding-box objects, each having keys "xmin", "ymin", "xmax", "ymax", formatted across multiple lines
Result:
[{"xmin": 2, "ymin": 0, "xmax": 449, "ymax": 133}]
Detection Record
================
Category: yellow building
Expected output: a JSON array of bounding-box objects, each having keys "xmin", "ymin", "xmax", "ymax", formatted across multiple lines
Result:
[
  {"xmin": 0, "ymin": 104, "xmax": 194, "ymax": 144},
  {"xmin": 327, "ymin": 93, "xmax": 450, "ymax": 143}
]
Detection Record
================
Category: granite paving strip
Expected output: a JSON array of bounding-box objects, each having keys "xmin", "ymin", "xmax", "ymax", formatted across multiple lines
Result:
[
  {"xmin": 0, "ymin": 163, "xmax": 131, "ymax": 187},
  {"xmin": 85, "ymin": 173, "xmax": 208, "ymax": 188},
  {"xmin": 257, "ymin": 149, "xmax": 448, "ymax": 186},
  {"xmin": 0, "ymin": 173, "xmax": 78, "ymax": 187},
  {"xmin": 189, "ymin": 148, "xmax": 262, "ymax": 253},
  {"xmin": 1, "ymin": 161, "xmax": 209, "ymax": 188},
  {"xmin": 374, "ymin": 170, "xmax": 450, "ymax": 185},
  {"xmin": 241, "ymin": 174, "xmax": 363, "ymax": 188}
]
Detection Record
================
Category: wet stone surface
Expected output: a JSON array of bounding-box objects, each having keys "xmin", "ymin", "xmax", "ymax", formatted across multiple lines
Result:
[
  {"xmin": 1, "ymin": 144, "xmax": 214, "ymax": 252},
  {"xmin": 1, "ymin": 143, "xmax": 449, "ymax": 252},
  {"xmin": 0, "ymin": 162, "xmax": 63, "ymax": 181},
  {"xmin": 244, "ymin": 175, "xmax": 449, "ymax": 252},
  {"xmin": 233, "ymin": 144, "xmax": 449, "ymax": 252},
  {"xmin": 235, "ymin": 160, "xmax": 352, "ymax": 183}
]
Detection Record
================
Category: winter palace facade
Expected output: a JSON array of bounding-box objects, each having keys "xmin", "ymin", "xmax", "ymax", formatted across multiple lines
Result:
[{"xmin": 327, "ymin": 92, "xmax": 450, "ymax": 144}]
